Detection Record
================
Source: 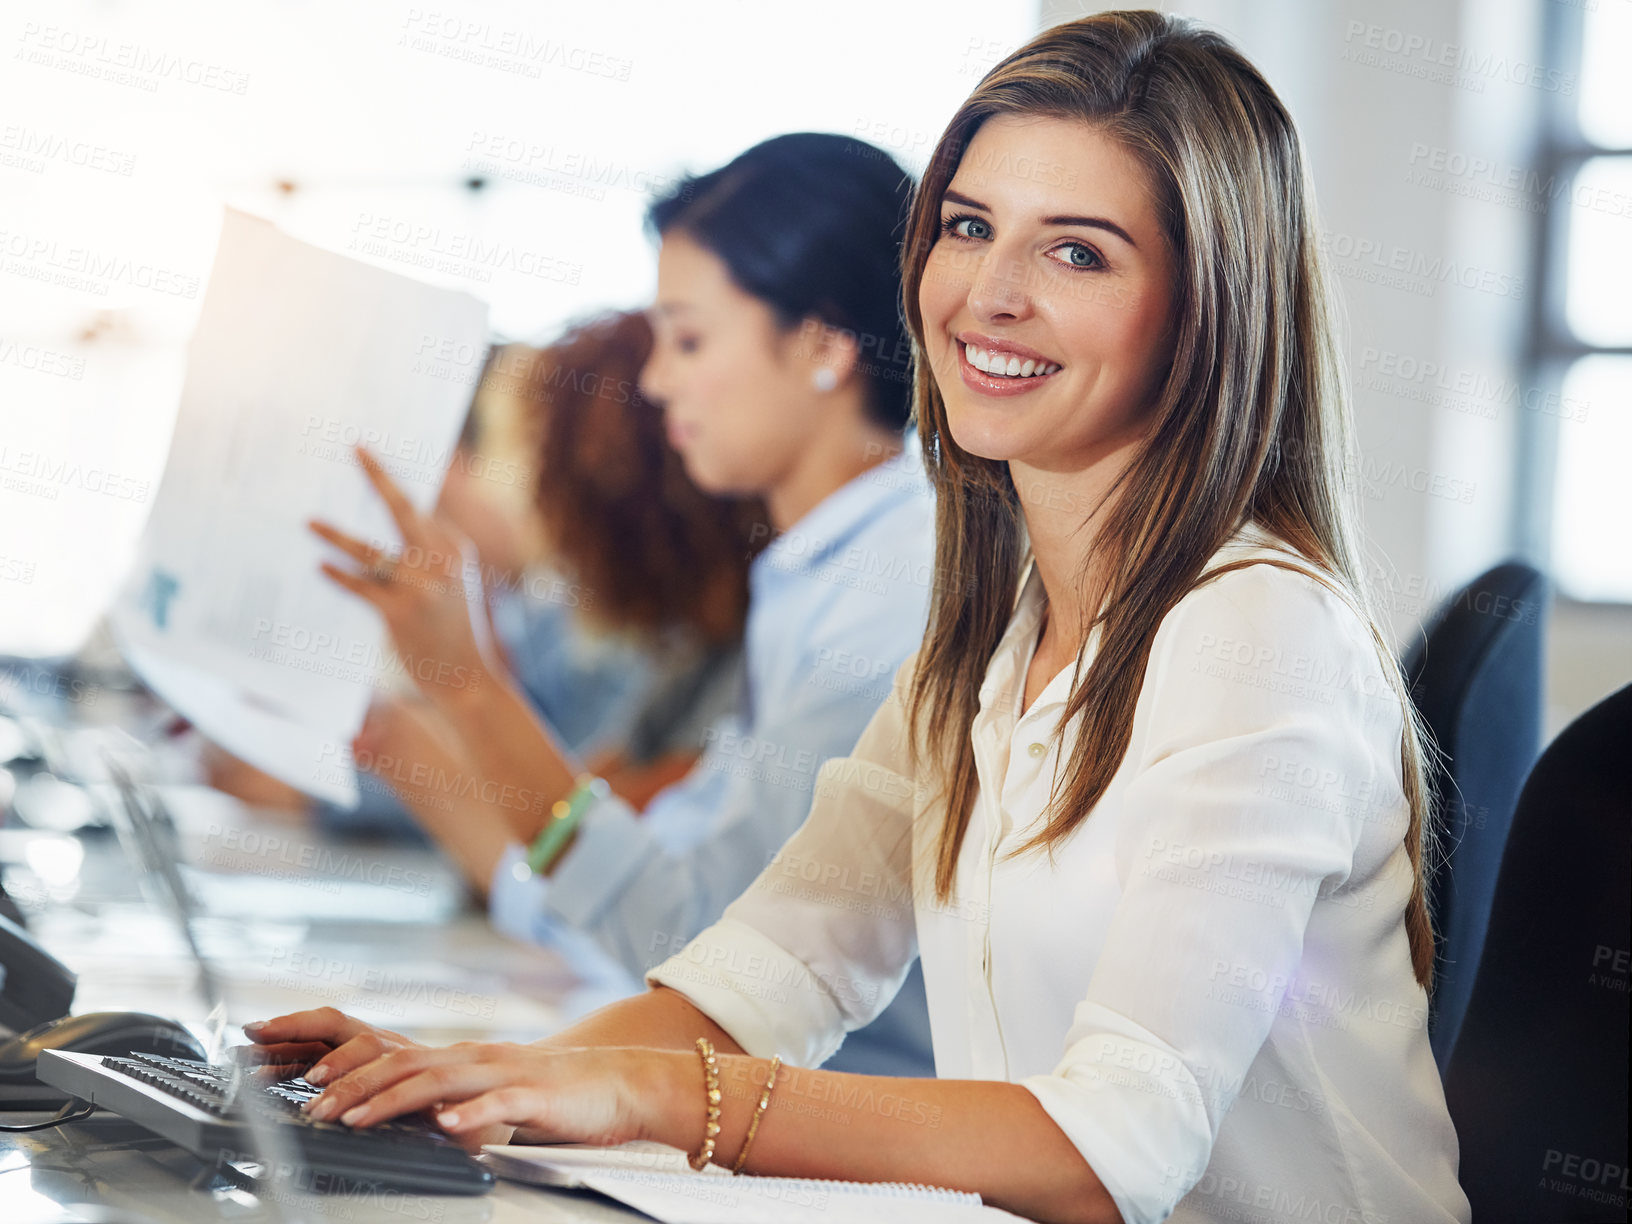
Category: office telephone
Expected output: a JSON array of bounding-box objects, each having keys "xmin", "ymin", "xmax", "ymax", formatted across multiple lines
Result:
[
  {"xmin": 0, "ymin": 912, "xmax": 76, "ymax": 1034},
  {"xmin": 0, "ymin": 911, "xmax": 204, "ymax": 1108}
]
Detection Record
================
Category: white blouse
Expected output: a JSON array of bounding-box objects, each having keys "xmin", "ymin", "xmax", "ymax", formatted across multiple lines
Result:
[{"xmin": 647, "ymin": 528, "xmax": 1471, "ymax": 1224}]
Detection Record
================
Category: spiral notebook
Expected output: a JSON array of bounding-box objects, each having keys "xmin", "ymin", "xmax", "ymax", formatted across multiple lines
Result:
[{"xmin": 480, "ymin": 1141, "xmax": 1030, "ymax": 1222}]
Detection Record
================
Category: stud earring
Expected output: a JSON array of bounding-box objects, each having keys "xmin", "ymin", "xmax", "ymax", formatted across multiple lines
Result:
[{"xmin": 812, "ymin": 367, "xmax": 838, "ymax": 392}]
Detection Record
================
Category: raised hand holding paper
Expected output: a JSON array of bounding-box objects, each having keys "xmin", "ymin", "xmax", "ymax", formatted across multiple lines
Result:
[{"xmin": 110, "ymin": 207, "xmax": 489, "ymax": 805}]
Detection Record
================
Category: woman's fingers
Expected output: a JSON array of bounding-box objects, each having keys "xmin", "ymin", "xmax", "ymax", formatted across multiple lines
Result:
[
  {"xmin": 356, "ymin": 701, "xmax": 446, "ymax": 777},
  {"xmin": 319, "ymin": 561, "xmax": 389, "ymax": 605},
  {"xmin": 433, "ymin": 1086, "xmax": 548, "ymax": 1138},
  {"xmin": 242, "ymin": 1007, "xmax": 378, "ymax": 1048},
  {"xmin": 308, "ymin": 519, "xmax": 380, "ymax": 566},
  {"xmin": 303, "ymin": 1031, "xmax": 406, "ymax": 1087},
  {"xmin": 306, "ymin": 1044, "xmax": 489, "ymax": 1124},
  {"xmin": 335, "ymin": 1060, "xmax": 517, "ymax": 1130},
  {"xmin": 305, "ymin": 1043, "xmax": 436, "ymax": 1120},
  {"xmin": 355, "ymin": 447, "xmax": 423, "ymax": 542}
]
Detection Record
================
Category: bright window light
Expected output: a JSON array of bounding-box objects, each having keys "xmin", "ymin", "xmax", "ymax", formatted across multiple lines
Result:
[
  {"xmin": 0, "ymin": 0, "xmax": 1037, "ymax": 656},
  {"xmin": 1563, "ymin": 156, "xmax": 1632, "ymax": 348},
  {"xmin": 1578, "ymin": 0, "xmax": 1632, "ymax": 148},
  {"xmin": 1549, "ymin": 356, "xmax": 1632, "ymax": 603}
]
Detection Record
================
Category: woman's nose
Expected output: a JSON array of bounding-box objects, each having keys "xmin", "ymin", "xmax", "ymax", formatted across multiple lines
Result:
[
  {"xmin": 638, "ymin": 351, "xmax": 667, "ymax": 404},
  {"xmin": 967, "ymin": 250, "xmax": 1034, "ymax": 325},
  {"xmin": 636, "ymin": 359, "xmax": 662, "ymax": 408}
]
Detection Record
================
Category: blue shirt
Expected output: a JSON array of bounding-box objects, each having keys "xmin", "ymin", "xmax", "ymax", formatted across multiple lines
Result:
[
  {"xmin": 489, "ymin": 571, "xmax": 657, "ymax": 761},
  {"xmin": 489, "ymin": 439, "xmax": 937, "ymax": 1076}
]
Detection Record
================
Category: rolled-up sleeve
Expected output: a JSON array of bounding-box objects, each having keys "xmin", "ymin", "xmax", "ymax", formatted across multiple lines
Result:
[
  {"xmin": 486, "ymin": 788, "xmax": 661, "ymax": 951},
  {"xmin": 647, "ymin": 656, "xmax": 922, "ymax": 1068},
  {"xmin": 485, "ymin": 721, "xmax": 764, "ymax": 972},
  {"xmin": 1020, "ymin": 568, "xmax": 1405, "ymax": 1224}
]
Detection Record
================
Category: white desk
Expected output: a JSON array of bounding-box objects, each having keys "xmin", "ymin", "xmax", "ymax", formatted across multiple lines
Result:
[{"xmin": 0, "ymin": 1117, "xmax": 652, "ymax": 1224}]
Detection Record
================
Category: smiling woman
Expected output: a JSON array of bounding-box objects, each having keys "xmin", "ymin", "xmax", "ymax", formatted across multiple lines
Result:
[
  {"xmin": 243, "ymin": 13, "xmax": 1470, "ymax": 1224},
  {"xmin": 920, "ymin": 117, "xmax": 1175, "ymax": 454}
]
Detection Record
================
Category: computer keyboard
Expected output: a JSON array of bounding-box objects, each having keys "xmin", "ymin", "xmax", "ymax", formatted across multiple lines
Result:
[{"xmin": 37, "ymin": 1049, "xmax": 494, "ymax": 1196}]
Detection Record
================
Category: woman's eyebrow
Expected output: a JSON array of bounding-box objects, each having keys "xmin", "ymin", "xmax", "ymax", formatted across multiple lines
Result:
[{"xmin": 940, "ymin": 187, "xmax": 1138, "ymax": 250}]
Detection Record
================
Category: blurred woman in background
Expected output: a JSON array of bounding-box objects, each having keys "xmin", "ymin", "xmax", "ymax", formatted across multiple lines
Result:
[{"xmin": 313, "ymin": 134, "xmax": 939, "ymax": 1078}]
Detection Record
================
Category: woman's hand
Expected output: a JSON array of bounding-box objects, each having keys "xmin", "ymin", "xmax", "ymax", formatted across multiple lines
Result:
[
  {"xmin": 351, "ymin": 696, "xmax": 530, "ymax": 892},
  {"xmin": 241, "ymin": 1007, "xmax": 524, "ymax": 1150},
  {"xmin": 352, "ymin": 693, "xmax": 473, "ymax": 809},
  {"xmin": 311, "ymin": 446, "xmax": 580, "ymax": 827},
  {"xmin": 241, "ymin": 1006, "xmax": 421, "ymax": 1083},
  {"xmin": 310, "ymin": 446, "xmax": 493, "ymax": 710},
  {"xmin": 264, "ymin": 1019, "xmax": 680, "ymax": 1152}
]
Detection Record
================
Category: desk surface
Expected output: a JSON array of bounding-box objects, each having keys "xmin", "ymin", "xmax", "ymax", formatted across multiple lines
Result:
[
  {"xmin": 1, "ymin": 788, "xmax": 653, "ymax": 1222},
  {"xmin": 0, "ymin": 1116, "xmax": 652, "ymax": 1224}
]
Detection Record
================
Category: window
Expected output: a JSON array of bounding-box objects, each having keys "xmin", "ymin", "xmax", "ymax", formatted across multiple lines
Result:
[{"xmin": 1525, "ymin": 0, "xmax": 1632, "ymax": 603}]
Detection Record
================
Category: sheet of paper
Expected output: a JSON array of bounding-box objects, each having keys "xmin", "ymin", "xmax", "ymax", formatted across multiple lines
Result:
[
  {"xmin": 479, "ymin": 1144, "xmax": 1029, "ymax": 1223},
  {"xmin": 119, "ymin": 635, "xmax": 358, "ymax": 804},
  {"xmin": 110, "ymin": 208, "xmax": 488, "ymax": 805}
]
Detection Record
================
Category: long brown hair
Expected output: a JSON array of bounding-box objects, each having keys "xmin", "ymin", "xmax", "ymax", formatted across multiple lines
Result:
[
  {"xmin": 903, "ymin": 12, "xmax": 1436, "ymax": 988},
  {"xmin": 481, "ymin": 311, "xmax": 762, "ymax": 643}
]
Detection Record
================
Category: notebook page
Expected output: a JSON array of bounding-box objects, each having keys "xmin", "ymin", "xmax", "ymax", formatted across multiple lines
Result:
[{"xmin": 481, "ymin": 1143, "xmax": 1031, "ymax": 1221}]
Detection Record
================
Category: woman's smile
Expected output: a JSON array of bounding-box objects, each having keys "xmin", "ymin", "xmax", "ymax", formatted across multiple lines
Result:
[{"xmin": 955, "ymin": 329, "xmax": 1064, "ymax": 398}]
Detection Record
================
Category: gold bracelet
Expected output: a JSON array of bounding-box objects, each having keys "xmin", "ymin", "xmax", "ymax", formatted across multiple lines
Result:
[
  {"xmin": 731, "ymin": 1055, "xmax": 781, "ymax": 1175},
  {"xmin": 688, "ymin": 1037, "xmax": 723, "ymax": 1171}
]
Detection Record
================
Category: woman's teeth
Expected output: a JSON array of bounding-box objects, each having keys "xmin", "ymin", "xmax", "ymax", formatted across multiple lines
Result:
[{"xmin": 964, "ymin": 344, "xmax": 1060, "ymax": 378}]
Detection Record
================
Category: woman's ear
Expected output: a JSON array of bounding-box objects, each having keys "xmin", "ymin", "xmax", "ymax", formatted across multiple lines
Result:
[{"xmin": 787, "ymin": 317, "xmax": 861, "ymax": 392}]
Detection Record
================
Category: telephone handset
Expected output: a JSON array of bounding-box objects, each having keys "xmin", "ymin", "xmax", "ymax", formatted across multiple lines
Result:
[{"xmin": 0, "ymin": 913, "xmax": 77, "ymax": 1035}]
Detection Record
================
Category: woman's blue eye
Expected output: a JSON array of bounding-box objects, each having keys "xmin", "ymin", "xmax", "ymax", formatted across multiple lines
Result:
[
  {"xmin": 1054, "ymin": 243, "xmax": 1101, "ymax": 269},
  {"xmin": 944, "ymin": 214, "xmax": 993, "ymax": 241}
]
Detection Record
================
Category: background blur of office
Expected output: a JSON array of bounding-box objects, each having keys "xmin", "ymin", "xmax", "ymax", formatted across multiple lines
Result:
[{"xmin": 0, "ymin": 0, "xmax": 1626, "ymax": 739}]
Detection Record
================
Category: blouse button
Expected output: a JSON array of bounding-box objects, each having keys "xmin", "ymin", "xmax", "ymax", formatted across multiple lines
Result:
[{"xmin": 1027, "ymin": 741, "xmax": 1047, "ymax": 759}]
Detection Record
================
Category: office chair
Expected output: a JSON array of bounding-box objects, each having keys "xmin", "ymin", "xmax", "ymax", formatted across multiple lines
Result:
[
  {"xmin": 1400, "ymin": 562, "xmax": 1547, "ymax": 1069},
  {"xmin": 1442, "ymin": 682, "xmax": 1630, "ymax": 1222}
]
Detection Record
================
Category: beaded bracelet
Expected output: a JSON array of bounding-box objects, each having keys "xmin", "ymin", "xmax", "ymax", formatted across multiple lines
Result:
[
  {"xmin": 688, "ymin": 1037, "xmax": 723, "ymax": 1171},
  {"xmin": 525, "ymin": 773, "xmax": 609, "ymax": 875},
  {"xmin": 730, "ymin": 1054, "xmax": 781, "ymax": 1174}
]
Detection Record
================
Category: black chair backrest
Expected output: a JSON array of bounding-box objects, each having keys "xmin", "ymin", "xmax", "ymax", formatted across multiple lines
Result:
[
  {"xmin": 1401, "ymin": 562, "xmax": 1547, "ymax": 1068},
  {"xmin": 1444, "ymin": 683, "xmax": 1630, "ymax": 1222}
]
